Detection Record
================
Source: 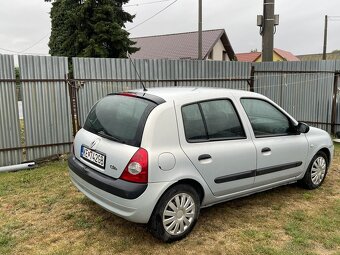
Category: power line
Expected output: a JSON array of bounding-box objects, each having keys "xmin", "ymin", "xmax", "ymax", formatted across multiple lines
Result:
[
  {"xmin": 0, "ymin": 33, "xmax": 49, "ymax": 55},
  {"xmin": 0, "ymin": 47, "xmax": 49, "ymax": 56},
  {"xmin": 18, "ymin": 34, "xmax": 49, "ymax": 53},
  {"xmin": 124, "ymin": 0, "xmax": 172, "ymax": 7},
  {"xmin": 127, "ymin": 0, "xmax": 178, "ymax": 32},
  {"xmin": 0, "ymin": 47, "xmax": 20, "ymax": 54}
]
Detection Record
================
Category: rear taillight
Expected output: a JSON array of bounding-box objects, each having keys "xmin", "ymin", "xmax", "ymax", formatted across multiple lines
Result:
[{"xmin": 120, "ymin": 148, "xmax": 148, "ymax": 183}]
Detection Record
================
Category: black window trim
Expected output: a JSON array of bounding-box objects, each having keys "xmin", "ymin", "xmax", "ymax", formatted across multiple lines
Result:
[
  {"xmin": 181, "ymin": 98, "xmax": 248, "ymax": 144},
  {"xmin": 240, "ymin": 97, "xmax": 299, "ymax": 139}
]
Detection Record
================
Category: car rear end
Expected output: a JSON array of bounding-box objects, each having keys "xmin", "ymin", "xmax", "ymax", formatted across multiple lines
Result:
[{"xmin": 68, "ymin": 92, "xmax": 170, "ymax": 223}]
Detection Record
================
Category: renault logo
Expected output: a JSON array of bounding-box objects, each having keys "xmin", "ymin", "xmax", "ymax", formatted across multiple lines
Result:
[{"xmin": 90, "ymin": 138, "xmax": 100, "ymax": 149}]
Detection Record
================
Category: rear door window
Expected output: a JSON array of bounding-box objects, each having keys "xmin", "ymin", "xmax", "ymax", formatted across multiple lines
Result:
[
  {"xmin": 182, "ymin": 99, "xmax": 246, "ymax": 142},
  {"xmin": 182, "ymin": 104, "xmax": 207, "ymax": 142},
  {"xmin": 84, "ymin": 95, "xmax": 157, "ymax": 147}
]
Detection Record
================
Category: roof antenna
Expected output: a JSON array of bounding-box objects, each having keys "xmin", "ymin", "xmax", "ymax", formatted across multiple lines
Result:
[{"xmin": 127, "ymin": 52, "xmax": 147, "ymax": 92}]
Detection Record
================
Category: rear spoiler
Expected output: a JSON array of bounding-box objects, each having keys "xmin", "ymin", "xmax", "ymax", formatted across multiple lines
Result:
[{"xmin": 108, "ymin": 92, "xmax": 166, "ymax": 105}]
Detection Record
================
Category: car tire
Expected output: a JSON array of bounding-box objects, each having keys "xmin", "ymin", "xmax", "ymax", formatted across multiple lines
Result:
[
  {"xmin": 148, "ymin": 184, "xmax": 200, "ymax": 242},
  {"xmin": 299, "ymin": 151, "xmax": 329, "ymax": 190}
]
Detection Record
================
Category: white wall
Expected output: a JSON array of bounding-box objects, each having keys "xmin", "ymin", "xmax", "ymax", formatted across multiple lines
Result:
[{"xmin": 207, "ymin": 39, "xmax": 229, "ymax": 61}]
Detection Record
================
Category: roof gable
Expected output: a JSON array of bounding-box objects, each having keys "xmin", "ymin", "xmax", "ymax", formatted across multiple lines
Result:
[
  {"xmin": 273, "ymin": 48, "xmax": 300, "ymax": 61},
  {"xmin": 235, "ymin": 52, "xmax": 261, "ymax": 62},
  {"xmin": 131, "ymin": 29, "xmax": 236, "ymax": 60},
  {"xmin": 236, "ymin": 48, "xmax": 299, "ymax": 62}
]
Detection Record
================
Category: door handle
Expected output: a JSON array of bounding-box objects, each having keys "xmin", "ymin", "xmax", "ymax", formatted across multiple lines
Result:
[
  {"xmin": 261, "ymin": 147, "xmax": 271, "ymax": 153},
  {"xmin": 198, "ymin": 154, "xmax": 212, "ymax": 161}
]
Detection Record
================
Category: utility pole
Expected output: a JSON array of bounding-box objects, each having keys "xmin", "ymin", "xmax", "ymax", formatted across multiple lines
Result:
[
  {"xmin": 198, "ymin": 0, "xmax": 203, "ymax": 60},
  {"xmin": 262, "ymin": 0, "xmax": 275, "ymax": 62},
  {"xmin": 323, "ymin": 15, "xmax": 328, "ymax": 60}
]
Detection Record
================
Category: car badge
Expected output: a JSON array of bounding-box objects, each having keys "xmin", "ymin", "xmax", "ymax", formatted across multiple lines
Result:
[{"xmin": 90, "ymin": 138, "xmax": 100, "ymax": 148}]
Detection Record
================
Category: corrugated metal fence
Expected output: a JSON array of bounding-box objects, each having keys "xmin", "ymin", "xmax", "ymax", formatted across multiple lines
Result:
[
  {"xmin": 335, "ymin": 61, "xmax": 340, "ymax": 133},
  {"xmin": 0, "ymin": 55, "xmax": 339, "ymax": 167},
  {"xmin": 18, "ymin": 55, "xmax": 73, "ymax": 161},
  {"xmin": 0, "ymin": 55, "xmax": 22, "ymax": 166},
  {"xmin": 253, "ymin": 61, "xmax": 340, "ymax": 133},
  {"xmin": 73, "ymin": 58, "xmax": 252, "ymax": 126},
  {"xmin": 0, "ymin": 55, "xmax": 73, "ymax": 167}
]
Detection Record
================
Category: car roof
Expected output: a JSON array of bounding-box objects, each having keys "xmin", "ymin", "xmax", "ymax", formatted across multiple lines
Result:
[{"xmin": 128, "ymin": 87, "xmax": 261, "ymax": 102}]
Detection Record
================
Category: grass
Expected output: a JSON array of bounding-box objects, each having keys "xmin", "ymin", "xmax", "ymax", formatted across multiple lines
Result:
[{"xmin": 0, "ymin": 149, "xmax": 339, "ymax": 255}]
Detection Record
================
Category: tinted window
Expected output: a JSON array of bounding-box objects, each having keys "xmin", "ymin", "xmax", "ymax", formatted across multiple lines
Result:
[
  {"xmin": 84, "ymin": 95, "xmax": 156, "ymax": 146},
  {"xmin": 182, "ymin": 104, "xmax": 207, "ymax": 141},
  {"xmin": 182, "ymin": 99, "xmax": 245, "ymax": 142},
  {"xmin": 200, "ymin": 100, "xmax": 246, "ymax": 140},
  {"xmin": 241, "ymin": 98, "xmax": 292, "ymax": 137}
]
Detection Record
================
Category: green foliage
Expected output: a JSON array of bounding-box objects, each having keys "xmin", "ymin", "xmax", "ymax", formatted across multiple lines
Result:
[
  {"xmin": 15, "ymin": 67, "xmax": 22, "ymax": 101},
  {"xmin": 45, "ymin": 0, "xmax": 139, "ymax": 58}
]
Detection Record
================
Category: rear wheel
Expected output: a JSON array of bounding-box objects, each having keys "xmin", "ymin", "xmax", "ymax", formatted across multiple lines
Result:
[
  {"xmin": 148, "ymin": 184, "xmax": 200, "ymax": 242},
  {"xmin": 299, "ymin": 151, "xmax": 329, "ymax": 189}
]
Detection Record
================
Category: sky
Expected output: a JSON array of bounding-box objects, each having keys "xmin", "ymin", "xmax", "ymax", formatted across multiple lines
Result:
[{"xmin": 0, "ymin": 0, "xmax": 339, "ymax": 57}]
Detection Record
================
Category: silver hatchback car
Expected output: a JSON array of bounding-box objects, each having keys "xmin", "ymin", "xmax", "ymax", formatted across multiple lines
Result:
[{"xmin": 68, "ymin": 87, "xmax": 333, "ymax": 242}]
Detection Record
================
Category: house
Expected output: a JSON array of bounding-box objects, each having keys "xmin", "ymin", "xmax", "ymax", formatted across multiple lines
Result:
[
  {"xmin": 236, "ymin": 52, "xmax": 262, "ymax": 62},
  {"xmin": 236, "ymin": 48, "xmax": 300, "ymax": 62},
  {"xmin": 130, "ymin": 29, "xmax": 236, "ymax": 61},
  {"xmin": 297, "ymin": 52, "xmax": 340, "ymax": 61}
]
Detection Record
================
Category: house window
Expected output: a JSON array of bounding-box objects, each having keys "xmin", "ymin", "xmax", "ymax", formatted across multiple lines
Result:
[
  {"xmin": 223, "ymin": 51, "xmax": 228, "ymax": 61},
  {"xmin": 208, "ymin": 49, "xmax": 214, "ymax": 60}
]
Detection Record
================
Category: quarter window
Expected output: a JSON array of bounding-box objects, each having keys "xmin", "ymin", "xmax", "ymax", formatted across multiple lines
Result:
[
  {"xmin": 182, "ymin": 100, "xmax": 246, "ymax": 142},
  {"xmin": 241, "ymin": 98, "xmax": 293, "ymax": 137}
]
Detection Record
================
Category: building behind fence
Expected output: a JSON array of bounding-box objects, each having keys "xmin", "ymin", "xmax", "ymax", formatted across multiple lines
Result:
[{"xmin": 0, "ymin": 54, "xmax": 339, "ymax": 167}]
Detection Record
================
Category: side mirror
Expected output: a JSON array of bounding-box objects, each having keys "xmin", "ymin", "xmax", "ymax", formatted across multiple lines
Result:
[{"xmin": 296, "ymin": 122, "xmax": 310, "ymax": 134}]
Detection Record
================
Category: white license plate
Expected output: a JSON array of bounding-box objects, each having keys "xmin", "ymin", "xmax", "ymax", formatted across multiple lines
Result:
[{"xmin": 81, "ymin": 146, "xmax": 106, "ymax": 168}]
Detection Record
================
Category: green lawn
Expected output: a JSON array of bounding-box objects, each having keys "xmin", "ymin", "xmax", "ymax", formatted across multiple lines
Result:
[{"xmin": 0, "ymin": 148, "xmax": 339, "ymax": 255}]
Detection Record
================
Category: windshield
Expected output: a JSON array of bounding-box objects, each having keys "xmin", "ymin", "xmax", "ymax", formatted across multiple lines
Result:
[{"xmin": 84, "ymin": 95, "xmax": 157, "ymax": 147}]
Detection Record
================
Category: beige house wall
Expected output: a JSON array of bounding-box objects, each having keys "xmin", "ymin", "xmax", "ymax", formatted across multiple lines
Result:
[{"xmin": 206, "ymin": 39, "xmax": 230, "ymax": 61}]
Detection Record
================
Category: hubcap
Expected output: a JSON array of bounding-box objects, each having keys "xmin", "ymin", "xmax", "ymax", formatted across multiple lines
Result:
[
  {"xmin": 162, "ymin": 193, "xmax": 196, "ymax": 236},
  {"xmin": 311, "ymin": 156, "xmax": 326, "ymax": 186}
]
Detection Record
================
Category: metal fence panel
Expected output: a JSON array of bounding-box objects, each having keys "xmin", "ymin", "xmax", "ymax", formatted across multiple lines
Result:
[
  {"xmin": 18, "ymin": 55, "xmax": 72, "ymax": 161},
  {"xmin": 0, "ymin": 55, "xmax": 22, "ymax": 166},
  {"xmin": 73, "ymin": 57, "xmax": 252, "ymax": 126},
  {"xmin": 335, "ymin": 60, "xmax": 340, "ymax": 134},
  {"xmin": 253, "ymin": 61, "xmax": 336, "ymax": 132}
]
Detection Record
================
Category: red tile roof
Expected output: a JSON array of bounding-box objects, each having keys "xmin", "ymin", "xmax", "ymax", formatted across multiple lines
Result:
[
  {"xmin": 131, "ymin": 29, "xmax": 236, "ymax": 60},
  {"xmin": 236, "ymin": 48, "xmax": 300, "ymax": 62},
  {"xmin": 236, "ymin": 52, "xmax": 261, "ymax": 62},
  {"xmin": 273, "ymin": 48, "xmax": 300, "ymax": 61}
]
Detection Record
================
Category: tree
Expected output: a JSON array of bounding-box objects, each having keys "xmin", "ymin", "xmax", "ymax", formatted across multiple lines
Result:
[{"xmin": 45, "ymin": 0, "xmax": 138, "ymax": 58}]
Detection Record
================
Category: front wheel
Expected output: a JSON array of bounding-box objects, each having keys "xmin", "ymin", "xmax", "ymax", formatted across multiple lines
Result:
[
  {"xmin": 299, "ymin": 151, "xmax": 329, "ymax": 189},
  {"xmin": 148, "ymin": 184, "xmax": 200, "ymax": 242}
]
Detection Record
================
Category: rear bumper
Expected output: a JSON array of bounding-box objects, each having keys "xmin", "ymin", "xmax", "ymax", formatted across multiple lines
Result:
[
  {"xmin": 68, "ymin": 156, "xmax": 173, "ymax": 223},
  {"xmin": 68, "ymin": 156, "xmax": 146, "ymax": 199}
]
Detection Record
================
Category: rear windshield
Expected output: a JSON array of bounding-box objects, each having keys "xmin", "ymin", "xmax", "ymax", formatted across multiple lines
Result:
[{"xmin": 84, "ymin": 95, "xmax": 157, "ymax": 147}]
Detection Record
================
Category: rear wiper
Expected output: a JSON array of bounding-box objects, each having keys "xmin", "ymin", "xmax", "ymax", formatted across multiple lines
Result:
[{"xmin": 97, "ymin": 131, "xmax": 125, "ymax": 144}]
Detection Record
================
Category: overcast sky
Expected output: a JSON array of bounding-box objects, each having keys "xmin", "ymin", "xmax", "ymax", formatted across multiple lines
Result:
[{"xmin": 0, "ymin": 0, "xmax": 339, "ymax": 57}]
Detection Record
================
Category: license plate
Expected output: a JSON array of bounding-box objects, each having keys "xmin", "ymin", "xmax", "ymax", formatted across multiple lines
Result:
[{"xmin": 80, "ymin": 145, "xmax": 106, "ymax": 168}]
